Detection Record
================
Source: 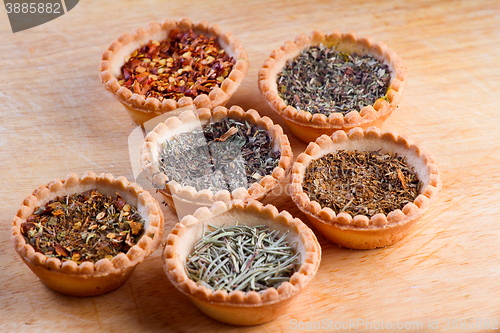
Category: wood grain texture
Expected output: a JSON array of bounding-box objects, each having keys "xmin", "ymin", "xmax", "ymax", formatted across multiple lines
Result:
[{"xmin": 1, "ymin": 0, "xmax": 500, "ymax": 331}]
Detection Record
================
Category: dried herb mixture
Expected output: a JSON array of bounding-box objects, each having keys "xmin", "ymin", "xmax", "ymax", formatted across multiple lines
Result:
[
  {"xmin": 278, "ymin": 45, "xmax": 391, "ymax": 116},
  {"xmin": 157, "ymin": 118, "xmax": 280, "ymax": 192},
  {"xmin": 185, "ymin": 224, "xmax": 299, "ymax": 292},
  {"xmin": 302, "ymin": 150, "xmax": 420, "ymax": 216},
  {"xmin": 118, "ymin": 28, "xmax": 235, "ymax": 101},
  {"xmin": 21, "ymin": 189, "xmax": 145, "ymax": 263}
]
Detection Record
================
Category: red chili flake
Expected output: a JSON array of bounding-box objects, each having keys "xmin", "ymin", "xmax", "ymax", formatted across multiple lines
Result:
[{"xmin": 118, "ymin": 29, "xmax": 235, "ymax": 101}]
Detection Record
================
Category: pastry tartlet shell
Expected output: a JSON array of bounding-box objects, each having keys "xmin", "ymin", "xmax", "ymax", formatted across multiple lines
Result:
[
  {"xmin": 163, "ymin": 200, "xmax": 321, "ymax": 326},
  {"xmin": 11, "ymin": 172, "xmax": 164, "ymax": 296},
  {"xmin": 140, "ymin": 105, "xmax": 293, "ymax": 216},
  {"xmin": 258, "ymin": 30, "xmax": 407, "ymax": 143},
  {"xmin": 100, "ymin": 17, "xmax": 249, "ymax": 125},
  {"xmin": 290, "ymin": 127, "xmax": 441, "ymax": 249}
]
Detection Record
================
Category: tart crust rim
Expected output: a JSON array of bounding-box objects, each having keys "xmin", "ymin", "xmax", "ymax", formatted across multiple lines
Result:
[
  {"xmin": 139, "ymin": 105, "xmax": 293, "ymax": 207},
  {"xmin": 258, "ymin": 30, "xmax": 407, "ymax": 131},
  {"xmin": 99, "ymin": 17, "xmax": 249, "ymax": 114},
  {"xmin": 290, "ymin": 127, "xmax": 442, "ymax": 230},
  {"xmin": 11, "ymin": 172, "xmax": 165, "ymax": 279},
  {"xmin": 163, "ymin": 199, "xmax": 322, "ymax": 306}
]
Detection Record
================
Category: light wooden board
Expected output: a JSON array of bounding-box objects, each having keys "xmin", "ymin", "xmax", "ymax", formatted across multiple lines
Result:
[{"xmin": 1, "ymin": 0, "xmax": 500, "ymax": 332}]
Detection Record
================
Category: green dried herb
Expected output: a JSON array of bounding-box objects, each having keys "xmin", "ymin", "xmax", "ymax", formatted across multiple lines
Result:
[
  {"xmin": 302, "ymin": 150, "xmax": 421, "ymax": 216},
  {"xmin": 277, "ymin": 45, "xmax": 391, "ymax": 116},
  {"xmin": 184, "ymin": 224, "xmax": 299, "ymax": 292},
  {"xmin": 157, "ymin": 118, "xmax": 280, "ymax": 192},
  {"xmin": 20, "ymin": 189, "xmax": 145, "ymax": 263}
]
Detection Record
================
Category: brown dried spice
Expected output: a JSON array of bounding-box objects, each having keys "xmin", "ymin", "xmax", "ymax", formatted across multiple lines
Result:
[
  {"xmin": 20, "ymin": 189, "xmax": 145, "ymax": 264},
  {"xmin": 118, "ymin": 29, "xmax": 235, "ymax": 101},
  {"xmin": 302, "ymin": 150, "xmax": 421, "ymax": 217}
]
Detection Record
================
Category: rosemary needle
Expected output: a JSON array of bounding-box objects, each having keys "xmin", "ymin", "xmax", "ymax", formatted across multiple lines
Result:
[{"xmin": 184, "ymin": 224, "xmax": 299, "ymax": 292}]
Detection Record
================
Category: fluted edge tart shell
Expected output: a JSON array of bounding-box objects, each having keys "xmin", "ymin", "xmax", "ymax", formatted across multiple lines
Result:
[
  {"xmin": 258, "ymin": 30, "xmax": 407, "ymax": 143},
  {"xmin": 140, "ymin": 105, "xmax": 293, "ymax": 216},
  {"xmin": 290, "ymin": 127, "xmax": 441, "ymax": 249},
  {"xmin": 100, "ymin": 17, "xmax": 249, "ymax": 124},
  {"xmin": 163, "ymin": 200, "xmax": 321, "ymax": 326},
  {"xmin": 11, "ymin": 172, "xmax": 164, "ymax": 296}
]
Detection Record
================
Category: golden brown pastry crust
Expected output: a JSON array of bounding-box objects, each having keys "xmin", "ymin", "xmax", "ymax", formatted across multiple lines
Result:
[
  {"xmin": 290, "ymin": 127, "xmax": 441, "ymax": 249},
  {"xmin": 258, "ymin": 30, "xmax": 407, "ymax": 142},
  {"xmin": 100, "ymin": 17, "xmax": 249, "ymax": 124},
  {"xmin": 163, "ymin": 200, "xmax": 321, "ymax": 326},
  {"xmin": 11, "ymin": 172, "xmax": 164, "ymax": 296},
  {"xmin": 140, "ymin": 105, "xmax": 293, "ymax": 215}
]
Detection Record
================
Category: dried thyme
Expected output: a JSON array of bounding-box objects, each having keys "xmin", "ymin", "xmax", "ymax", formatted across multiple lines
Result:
[
  {"xmin": 21, "ymin": 189, "xmax": 145, "ymax": 263},
  {"xmin": 277, "ymin": 45, "xmax": 391, "ymax": 116},
  {"xmin": 302, "ymin": 150, "xmax": 421, "ymax": 216},
  {"xmin": 157, "ymin": 118, "xmax": 280, "ymax": 192},
  {"xmin": 184, "ymin": 224, "xmax": 299, "ymax": 292}
]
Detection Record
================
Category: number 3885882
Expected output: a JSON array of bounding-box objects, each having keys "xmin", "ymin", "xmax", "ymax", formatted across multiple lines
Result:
[{"xmin": 5, "ymin": 2, "xmax": 62, "ymax": 14}]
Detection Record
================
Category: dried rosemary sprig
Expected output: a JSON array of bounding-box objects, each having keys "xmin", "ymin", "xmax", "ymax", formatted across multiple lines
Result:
[
  {"xmin": 277, "ymin": 45, "xmax": 391, "ymax": 116},
  {"xmin": 157, "ymin": 118, "xmax": 280, "ymax": 192},
  {"xmin": 302, "ymin": 150, "xmax": 421, "ymax": 216},
  {"xmin": 21, "ymin": 189, "xmax": 145, "ymax": 263},
  {"xmin": 184, "ymin": 224, "xmax": 299, "ymax": 292}
]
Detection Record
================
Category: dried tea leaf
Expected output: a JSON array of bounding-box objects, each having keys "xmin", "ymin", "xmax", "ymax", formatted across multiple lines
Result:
[
  {"xmin": 20, "ymin": 189, "xmax": 146, "ymax": 263},
  {"xmin": 55, "ymin": 244, "xmax": 70, "ymax": 257},
  {"xmin": 129, "ymin": 221, "xmax": 142, "ymax": 235},
  {"xmin": 95, "ymin": 211, "xmax": 106, "ymax": 220},
  {"xmin": 52, "ymin": 209, "xmax": 64, "ymax": 217}
]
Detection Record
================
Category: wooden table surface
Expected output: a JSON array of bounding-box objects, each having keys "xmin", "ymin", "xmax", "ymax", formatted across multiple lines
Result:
[{"xmin": 2, "ymin": 0, "xmax": 500, "ymax": 332}]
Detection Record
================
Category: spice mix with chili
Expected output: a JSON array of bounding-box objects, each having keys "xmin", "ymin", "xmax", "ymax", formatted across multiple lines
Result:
[
  {"xmin": 21, "ymin": 189, "xmax": 145, "ymax": 264},
  {"xmin": 118, "ymin": 28, "xmax": 235, "ymax": 101}
]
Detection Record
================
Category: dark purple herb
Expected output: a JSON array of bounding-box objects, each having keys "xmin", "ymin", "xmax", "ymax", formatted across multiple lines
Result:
[{"xmin": 157, "ymin": 118, "xmax": 280, "ymax": 192}]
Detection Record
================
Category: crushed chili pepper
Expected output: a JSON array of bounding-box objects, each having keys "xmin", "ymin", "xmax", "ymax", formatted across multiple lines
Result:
[
  {"xmin": 118, "ymin": 28, "xmax": 236, "ymax": 101},
  {"xmin": 20, "ymin": 189, "xmax": 145, "ymax": 264}
]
